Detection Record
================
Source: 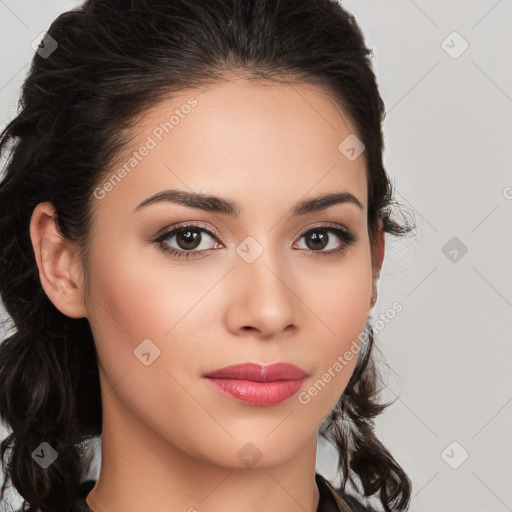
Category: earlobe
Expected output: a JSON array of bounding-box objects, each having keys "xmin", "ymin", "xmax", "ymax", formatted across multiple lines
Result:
[{"xmin": 29, "ymin": 202, "xmax": 88, "ymax": 319}]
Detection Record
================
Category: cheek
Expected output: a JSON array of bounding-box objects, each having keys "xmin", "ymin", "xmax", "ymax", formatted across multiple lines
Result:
[
  {"xmin": 324, "ymin": 269, "xmax": 371, "ymax": 351},
  {"xmin": 87, "ymin": 234, "xmax": 203, "ymax": 341},
  {"xmin": 296, "ymin": 249, "xmax": 372, "ymax": 413},
  {"xmin": 84, "ymin": 247, "xmax": 207, "ymax": 440},
  {"xmin": 308, "ymin": 248, "xmax": 372, "ymax": 346},
  {"xmin": 84, "ymin": 235, "xmax": 219, "ymax": 390}
]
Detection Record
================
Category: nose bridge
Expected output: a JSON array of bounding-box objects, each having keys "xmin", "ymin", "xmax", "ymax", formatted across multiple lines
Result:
[
  {"xmin": 229, "ymin": 231, "xmax": 297, "ymax": 333},
  {"xmin": 235, "ymin": 232, "xmax": 289, "ymax": 297}
]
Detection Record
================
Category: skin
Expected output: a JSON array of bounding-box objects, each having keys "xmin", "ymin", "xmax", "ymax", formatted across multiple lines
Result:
[{"xmin": 30, "ymin": 78, "xmax": 384, "ymax": 512}]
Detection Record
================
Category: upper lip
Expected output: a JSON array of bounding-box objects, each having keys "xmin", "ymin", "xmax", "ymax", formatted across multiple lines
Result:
[{"xmin": 203, "ymin": 362, "xmax": 307, "ymax": 382}]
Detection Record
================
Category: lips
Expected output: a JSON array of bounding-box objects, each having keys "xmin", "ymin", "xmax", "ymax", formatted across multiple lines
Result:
[
  {"xmin": 203, "ymin": 362, "xmax": 308, "ymax": 406},
  {"xmin": 204, "ymin": 362, "xmax": 307, "ymax": 381}
]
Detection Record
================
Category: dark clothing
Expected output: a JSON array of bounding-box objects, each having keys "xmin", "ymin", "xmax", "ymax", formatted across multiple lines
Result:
[{"xmin": 70, "ymin": 473, "xmax": 375, "ymax": 512}]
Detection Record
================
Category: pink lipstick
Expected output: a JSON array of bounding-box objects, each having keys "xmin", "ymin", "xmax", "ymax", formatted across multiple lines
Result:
[{"xmin": 203, "ymin": 362, "xmax": 307, "ymax": 406}]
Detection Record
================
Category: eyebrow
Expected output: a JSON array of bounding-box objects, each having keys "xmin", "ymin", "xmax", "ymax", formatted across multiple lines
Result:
[{"xmin": 133, "ymin": 189, "xmax": 363, "ymax": 217}]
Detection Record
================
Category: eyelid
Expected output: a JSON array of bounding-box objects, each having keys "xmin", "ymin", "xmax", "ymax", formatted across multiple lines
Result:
[
  {"xmin": 154, "ymin": 220, "xmax": 222, "ymax": 241},
  {"xmin": 296, "ymin": 221, "xmax": 351, "ymax": 239}
]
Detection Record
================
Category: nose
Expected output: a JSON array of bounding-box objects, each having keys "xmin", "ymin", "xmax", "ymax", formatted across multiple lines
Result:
[{"xmin": 223, "ymin": 247, "xmax": 300, "ymax": 340}]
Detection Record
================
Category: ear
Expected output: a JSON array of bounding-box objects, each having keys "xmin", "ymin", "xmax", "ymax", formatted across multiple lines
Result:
[
  {"xmin": 370, "ymin": 217, "xmax": 385, "ymax": 309},
  {"xmin": 29, "ymin": 202, "xmax": 88, "ymax": 319}
]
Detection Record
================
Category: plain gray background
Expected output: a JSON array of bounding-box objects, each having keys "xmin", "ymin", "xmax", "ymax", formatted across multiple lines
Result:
[{"xmin": 1, "ymin": 1, "xmax": 511, "ymax": 511}]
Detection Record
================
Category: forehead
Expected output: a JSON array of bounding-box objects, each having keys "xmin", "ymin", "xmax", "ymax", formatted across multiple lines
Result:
[{"xmin": 93, "ymin": 79, "xmax": 368, "ymax": 218}]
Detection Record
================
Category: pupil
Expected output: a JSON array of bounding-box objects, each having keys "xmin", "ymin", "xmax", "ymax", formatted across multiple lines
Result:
[
  {"xmin": 179, "ymin": 230, "xmax": 200, "ymax": 249},
  {"xmin": 308, "ymin": 231, "xmax": 327, "ymax": 250}
]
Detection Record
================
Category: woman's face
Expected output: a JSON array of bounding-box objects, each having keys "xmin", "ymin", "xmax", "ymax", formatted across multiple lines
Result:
[{"xmin": 79, "ymin": 79, "xmax": 380, "ymax": 468}]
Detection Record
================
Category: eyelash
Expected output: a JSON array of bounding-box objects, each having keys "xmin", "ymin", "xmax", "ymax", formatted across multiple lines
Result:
[{"xmin": 153, "ymin": 222, "xmax": 357, "ymax": 260}]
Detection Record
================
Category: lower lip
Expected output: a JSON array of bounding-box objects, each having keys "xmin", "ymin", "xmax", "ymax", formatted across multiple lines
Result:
[{"xmin": 204, "ymin": 377, "xmax": 306, "ymax": 406}]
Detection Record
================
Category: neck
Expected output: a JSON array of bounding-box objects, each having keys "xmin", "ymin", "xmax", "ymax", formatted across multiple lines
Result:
[{"xmin": 86, "ymin": 385, "xmax": 320, "ymax": 512}]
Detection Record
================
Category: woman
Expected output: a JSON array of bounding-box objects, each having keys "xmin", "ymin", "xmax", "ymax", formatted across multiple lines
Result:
[{"xmin": 0, "ymin": 1, "xmax": 415, "ymax": 511}]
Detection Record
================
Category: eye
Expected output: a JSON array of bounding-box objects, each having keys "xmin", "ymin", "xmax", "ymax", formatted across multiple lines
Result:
[
  {"xmin": 294, "ymin": 223, "xmax": 357, "ymax": 257},
  {"xmin": 153, "ymin": 222, "xmax": 357, "ymax": 260},
  {"xmin": 153, "ymin": 222, "xmax": 221, "ymax": 260}
]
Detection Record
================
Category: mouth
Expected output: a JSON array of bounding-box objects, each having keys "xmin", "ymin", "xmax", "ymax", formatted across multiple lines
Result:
[{"xmin": 203, "ymin": 362, "xmax": 308, "ymax": 407}]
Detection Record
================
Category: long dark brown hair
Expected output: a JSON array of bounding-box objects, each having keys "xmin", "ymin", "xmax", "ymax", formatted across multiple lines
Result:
[{"xmin": 0, "ymin": 1, "xmax": 415, "ymax": 510}]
